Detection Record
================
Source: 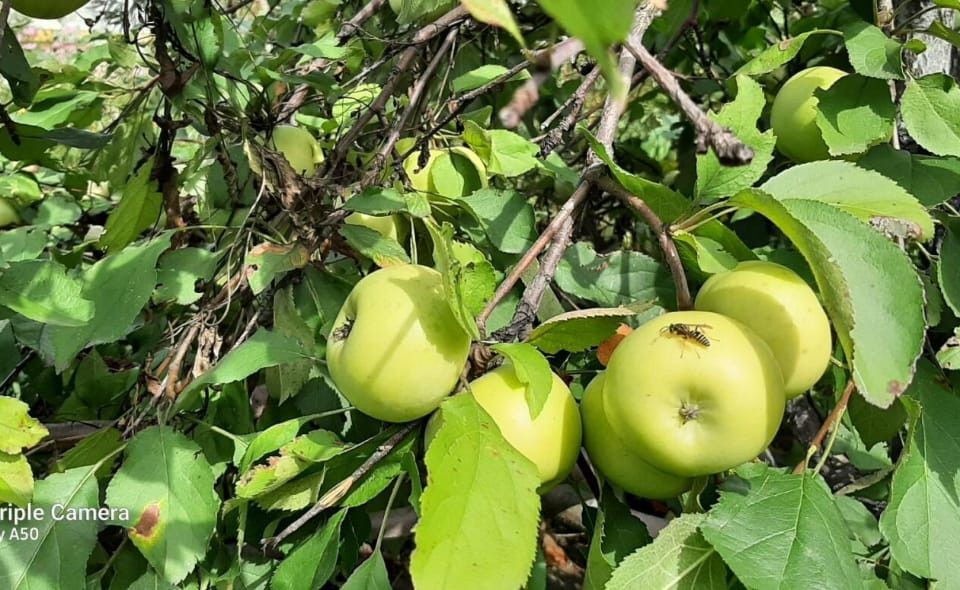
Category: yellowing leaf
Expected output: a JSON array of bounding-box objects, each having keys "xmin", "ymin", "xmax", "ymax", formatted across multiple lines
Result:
[{"xmin": 0, "ymin": 397, "xmax": 48, "ymax": 454}]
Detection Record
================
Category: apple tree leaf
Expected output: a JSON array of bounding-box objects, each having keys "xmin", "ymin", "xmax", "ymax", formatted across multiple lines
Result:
[
  {"xmin": 425, "ymin": 219, "xmax": 482, "ymax": 340},
  {"xmin": 411, "ymin": 395, "xmax": 540, "ymax": 590},
  {"xmin": 731, "ymin": 190, "xmax": 925, "ymax": 408},
  {"xmin": 760, "ymin": 161, "xmax": 933, "ymax": 240},
  {"xmin": 880, "ymin": 363, "xmax": 960, "ymax": 584},
  {"xmin": 586, "ymin": 131, "xmax": 755, "ymax": 262},
  {"xmin": 265, "ymin": 287, "xmax": 319, "ymax": 403},
  {"xmin": 244, "ymin": 242, "xmax": 311, "ymax": 295},
  {"xmin": 341, "ymin": 551, "xmax": 391, "ymax": 590},
  {"xmin": 696, "ymin": 75, "xmax": 775, "ymax": 200},
  {"xmin": 583, "ymin": 490, "xmax": 652, "ymax": 590},
  {"xmin": 0, "ymin": 466, "xmax": 102, "ymax": 590},
  {"xmin": 857, "ymin": 144, "xmax": 960, "ymax": 207},
  {"xmin": 462, "ymin": 188, "xmax": 537, "ymax": 254},
  {"xmin": 901, "ymin": 74, "xmax": 960, "ymax": 157},
  {"xmin": 343, "ymin": 187, "xmax": 408, "ymax": 215},
  {"xmin": 0, "ymin": 397, "xmax": 49, "ymax": 454},
  {"xmin": 460, "ymin": 0, "xmax": 525, "ymax": 48},
  {"xmin": 607, "ymin": 513, "xmax": 727, "ymax": 590},
  {"xmin": 39, "ymin": 235, "xmax": 171, "ymax": 371},
  {"xmin": 463, "ymin": 121, "xmax": 539, "ymax": 177},
  {"xmin": 735, "ymin": 30, "xmax": 841, "ymax": 76},
  {"xmin": 0, "ymin": 452, "xmax": 33, "ymax": 507},
  {"xmin": 533, "ymin": 0, "xmax": 635, "ymax": 99},
  {"xmin": 815, "ymin": 74, "xmax": 895, "ymax": 156},
  {"xmin": 843, "ymin": 21, "xmax": 904, "ymax": 80},
  {"xmin": 937, "ymin": 225, "xmax": 960, "ymax": 316},
  {"xmin": 555, "ymin": 242, "xmax": 674, "ymax": 307},
  {"xmin": 526, "ymin": 307, "xmax": 634, "ymax": 354},
  {"xmin": 100, "ymin": 161, "xmax": 163, "ymax": 253},
  {"xmin": 106, "ymin": 426, "xmax": 221, "ymax": 584},
  {"xmin": 176, "ymin": 329, "xmax": 310, "ymax": 412},
  {"xmin": 701, "ymin": 464, "xmax": 862, "ymax": 589},
  {"xmin": 339, "ymin": 224, "xmax": 410, "ymax": 268},
  {"xmin": 491, "ymin": 342, "xmax": 554, "ymax": 419},
  {"xmin": 154, "ymin": 247, "xmax": 223, "ymax": 305},
  {"xmin": 0, "ymin": 260, "xmax": 94, "ymax": 327},
  {"xmin": 271, "ymin": 510, "xmax": 347, "ymax": 590}
]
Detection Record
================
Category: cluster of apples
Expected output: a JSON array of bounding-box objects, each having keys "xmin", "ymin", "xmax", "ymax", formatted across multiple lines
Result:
[
  {"xmin": 582, "ymin": 261, "xmax": 832, "ymax": 497},
  {"xmin": 325, "ymin": 260, "xmax": 832, "ymax": 498},
  {"xmin": 324, "ymin": 264, "xmax": 584, "ymax": 489}
]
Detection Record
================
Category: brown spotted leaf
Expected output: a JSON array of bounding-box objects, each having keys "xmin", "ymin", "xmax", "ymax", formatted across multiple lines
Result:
[{"xmin": 106, "ymin": 426, "xmax": 221, "ymax": 584}]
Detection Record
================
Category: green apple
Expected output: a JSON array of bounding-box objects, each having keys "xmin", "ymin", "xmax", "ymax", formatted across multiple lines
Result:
[
  {"xmin": 581, "ymin": 374, "xmax": 692, "ymax": 499},
  {"xmin": 468, "ymin": 364, "xmax": 582, "ymax": 489},
  {"xmin": 402, "ymin": 147, "xmax": 487, "ymax": 197},
  {"xmin": 695, "ymin": 260, "xmax": 832, "ymax": 398},
  {"xmin": 603, "ymin": 311, "xmax": 785, "ymax": 477},
  {"xmin": 11, "ymin": 0, "xmax": 91, "ymax": 18},
  {"xmin": 0, "ymin": 199, "xmax": 19, "ymax": 228},
  {"xmin": 402, "ymin": 151, "xmax": 440, "ymax": 192},
  {"xmin": 272, "ymin": 125, "xmax": 324, "ymax": 176},
  {"xmin": 770, "ymin": 66, "xmax": 847, "ymax": 162},
  {"xmin": 428, "ymin": 147, "xmax": 488, "ymax": 198},
  {"xmin": 345, "ymin": 212, "xmax": 403, "ymax": 242},
  {"xmin": 326, "ymin": 264, "xmax": 471, "ymax": 422}
]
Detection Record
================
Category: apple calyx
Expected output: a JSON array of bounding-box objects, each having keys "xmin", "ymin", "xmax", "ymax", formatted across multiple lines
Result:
[{"xmin": 679, "ymin": 403, "xmax": 701, "ymax": 423}]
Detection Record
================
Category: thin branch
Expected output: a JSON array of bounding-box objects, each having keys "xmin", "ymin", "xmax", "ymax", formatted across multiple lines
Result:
[
  {"xmin": 595, "ymin": 175, "xmax": 693, "ymax": 310},
  {"xmin": 338, "ymin": 0, "xmax": 389, "ymax": 42},
  {"xmin": 477, "ymin": 180, "xmax": 592, "ymax": 334},
  {"xmin": 325, "ymin": 6, "xmax": 469, "ymax": 173},
  {"xmin": 477, "ymin": 2, "xmax": 664, "ymax": 338},
  {"xmin": 498, "ymin": 37, "xmax": 585, "ymax": 129},
  {"xmin": 498, "ymin": 215, "xmax": 576, "ymax": 342},
  {"xmin": 793, "ymin": 380, "xmax": 856, "ymax": 474},
  {"xmin": 538, "ymin": 66, "xmax": 601, "ymax": 156},
  {"xmin": 277, "ymin": 0, "xmax": 398, "ymax": 121},
  {"xmin": 363, "ymin": 27, "xmax": 458, "ymax": 186},
  {"xmin": 264, "ymin": 423, "xmax": 418, "ymax": 550},
  {"xmin": 397, "ymin": 38, "xmax": 591, "ymax": 165},
  {"xmin": 625, "ymin": 40, "xmax": 754, "ymax": 165}
]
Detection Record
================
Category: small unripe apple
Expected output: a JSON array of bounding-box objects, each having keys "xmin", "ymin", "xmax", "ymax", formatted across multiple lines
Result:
[
  {"xmin": 770, "ymin": 66, "xmax": 846, "ymax": 162},
  {"xmin": 467, "ymin": 364, "xmax": 582, "ymax": 489},
  {"xmin": 603, "ymin": 311, "xmax": 785, "ymax": 477},
  {"xmin": 345, "ymin": 212, "xmax": 403, "ymax": 242},
  {"xmin": 0, "ymin": 199, "xmax": 20, "ymax": 228},
  {"xmin": 581, "ymin": 374, "xmax": 692, "ymax": 499},
  {"xmin": 402, "ymin": 147, "xmax": 487, "ymax": 197},
  {"xmin": 11, "ymin": 0, "xmax": 91, "ymax": 18},
  {"xmin": 326, "ymin": 264, "xmax": 471, "ymax": 422},
  {"xmin": 695, "ymin": 260, "xmax": 832, "ymax": 398},
  {"xmin": 271, "ymin": 125, "xmax": 324, "ymax": 176}
]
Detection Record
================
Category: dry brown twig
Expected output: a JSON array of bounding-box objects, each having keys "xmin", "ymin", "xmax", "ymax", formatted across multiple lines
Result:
[
  {"xmin": 625, "ymin": 40, "xmax": 754, "ymax": 165},
  {"xmin": 499, "ymin": 37, "xmax": 586, "ymax": 129},
  {"xmin": 481, "ymin": 2, "xmax": 669, "ymax": 341}
]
